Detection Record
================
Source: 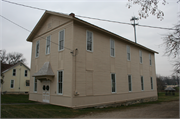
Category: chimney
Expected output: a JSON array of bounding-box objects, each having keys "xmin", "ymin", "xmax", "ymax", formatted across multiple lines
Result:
[{"xmin": 69, "ymin": 13, "xmax": 75, "ymax": 17}]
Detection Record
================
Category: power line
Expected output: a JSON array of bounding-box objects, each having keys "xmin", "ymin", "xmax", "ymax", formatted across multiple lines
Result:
[
  {"xmin": 0, "ymin": 15, "xmax": 72, "ymax": 51},
  {"xmin": 2, "ymin": 0, "xmax": 177, "ymax": 31}
]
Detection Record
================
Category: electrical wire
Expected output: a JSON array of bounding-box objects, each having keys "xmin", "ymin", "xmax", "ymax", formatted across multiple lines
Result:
[
  {"xmin": 2, "ymin": 0, "xmax": 177, "ymax": 30},
  {"xmin": 0, "ymin": 15, "xmax": 72, "ymax": 51}
]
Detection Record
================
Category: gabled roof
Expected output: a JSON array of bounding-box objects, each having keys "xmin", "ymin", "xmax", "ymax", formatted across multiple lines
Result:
[
  {"xmin": 2, "ymin": 61, "xmax": 30, "ymax": 74},
  {"xmin": 26, "ymin": 10, "xmax": 158, "ymax": 54}
]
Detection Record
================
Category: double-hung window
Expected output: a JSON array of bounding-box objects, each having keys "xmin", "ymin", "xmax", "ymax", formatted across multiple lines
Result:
[
  {"xmin": 58, "ymin": 71, "xmax": 63, "ymax": 94},
  {"xmin": 110, "ymin": 39, "xmax": 115, "ymax": 57},
  {"xmin": 25, "ymin": 70, "xmax": 28, "ymax": 77},
  {"xmin": 86, "ymin": 31, "xmax": 93, "ymax": 52},
  {"xmin": 128, "ymin": 75, "xmax": 132, "ymax": 91},
  {"xmin": 149, "ymin": 54, "xmax": 152, "ymax": 65},
  {"xmin": 141, "ymin": 76, "xmax": 144, "ymax": 91},
  {"xmin": 10, "ymin": 80, "xmax": 14, "ymax": 88},
  {"xmin": 111, "ymin": 73, "xmax": 116, "ymax": 93},
  {"xmin": 59, "ymin": 30, "xmax": 65, "ymax": 51},
  {"xmin": 34, "ymin": 78, "xmax": 37, "ymax": 92},
  {"xmin": 127, "ymin": 45, "xmax": 131, "ymax": 61},
  {"xmin": 46, "ymin": 36, "xmax": 51, "ymax": 54},
  {"xmin": 150, "ymin": 77, "xmax": 153, "ymax": 90},
  {"xmin": 139, "ymin": 50, "xmax": 143, "ymax": 63},
  {"xmin": 36, "ymin": 40, "xmax": 40, "ymax": 57},
  {"xmin": 12, "ymin": 69, "xmax": 16, "ymax": 76}
]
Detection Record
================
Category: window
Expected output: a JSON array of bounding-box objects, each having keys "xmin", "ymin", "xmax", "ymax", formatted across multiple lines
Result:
[
  {"xmin": 139, "ymin": 50, "xmax": 142, "ymax": 63},
  {"xmin": 34, "ymin": 78, "xmax": 37, "ymax": 92},
  {"xmin": 150, "ymin": 77, "xmax": 153, "ymax": 90},
  {"xmin": 86, "ymin": 30, "xmax": 93, "ymax": 52},
  {"xmin": 36, "ymin": 40, "xmax": 40, "ymax": 57},
  {"xmin": 46, "ymin": 35, "xmax": 51, "ymax": 54},
  {"xmin": 10, "ymin": 80, "xmax": 14, "ymax": 88},
  {"xmin": 111, "ymin": 73, "xmax": 116, "ymax": 93},
  {"xmin": 141, "ymin": 76, "xmax": 144, "ymax": 91},
  {"xmin": 25, "ymin": 70, "xmax": 28, "ymax": 77},
  {"xmin": 128, "ymin": 75, "xmax": 132, "ymax": 91},
  {"xmin": 59, "ymin": 30, "xmax": 65, "ymax": 51},
  {"xmin": 12, "ymin": 69, "xmax": 16, "ymax": 76},
  {"xmin": 149, "ymin": 54, "xmax": 152, "ymax": 65},
  {"xmin": 127, "ymin": 45, "xmax": 131, "ymax": 61},
  {"xmin": 26, "ymin": 80, "xmax": 30, "ymax": 86},
  {"xmin": 110, "ymin": 39, "xmax": 115, "ymax": 57},
  {"xmin": 58, "ymin": 71, "xmax": 63, "ymax": 94}
]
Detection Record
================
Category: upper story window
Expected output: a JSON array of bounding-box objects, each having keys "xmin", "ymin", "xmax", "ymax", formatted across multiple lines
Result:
[
  {"xmin": 86, "ymin": 30, "xmax": 93, "ymax": 52},
  {"xmin": 149, "ymin": 54, "xmax": 152, "ymax": 65},
  {"xmin": 59, "ymin": 30, "xmax": 65, "ymax": 51},
  {"xmin": 110, "ymin": 39, "xmax": 115, "ymax": 57},
  {"xmin": 12, "ymin": 69, "xmax": 16, "ymax": 76},
  {"xmin": 36, "ymin": 40, "xmax": 40, "ymax": 58},
  {"xmin": 127, "ymin": 45, "xmax": 131, "ymax": 61},
  {"xmin": 46, "ymin": 35, "xmax": 51, "ymax": 54},
  {"xmin": 25, "ymin": 70, "xmax": 28, "ymax": 77},
  {"xmin": 139, "ymin": 50, "xmax": 143, "ymax": 63}
]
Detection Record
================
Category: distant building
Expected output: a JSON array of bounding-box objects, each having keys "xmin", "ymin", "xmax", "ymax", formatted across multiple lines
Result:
[
  {"xmin": 1, "ymin": 62, "xmax": 30, "ymax": 94},
  {"xmin": 27, "ymin": 11, "xmax": 158, "ymax": 108}
]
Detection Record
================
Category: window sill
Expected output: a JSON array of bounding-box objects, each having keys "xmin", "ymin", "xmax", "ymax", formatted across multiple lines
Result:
[
  {"xmin": 86, "ymin": 50, "xmax": 93, "ymax": 53},
  {"xmin": 58, "ymin": 49, "xmax": 64, "ymax": 52}
]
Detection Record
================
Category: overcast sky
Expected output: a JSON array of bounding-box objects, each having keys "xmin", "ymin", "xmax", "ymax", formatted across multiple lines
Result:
[{"xmin": 0, "ymin": 0, "xmax": 179, "ymax": 76}]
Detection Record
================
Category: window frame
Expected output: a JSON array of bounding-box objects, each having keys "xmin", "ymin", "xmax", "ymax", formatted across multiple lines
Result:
[
  {"xmin": 86, "ymin": 30, "xmax": 93, "ymax": 52},
  {"xmin": 150, "ymin": 77, "xmax": 153, "ymax": 90},
  {"xmin": 46, "ymin": 35, "xmax": 51, "ymax": 55},
  {"xmin": 127, "ymin": 45, "xmax": 131, "ymax": 61},
  {"xmin": 149, "ymin": 54, "xmax": 152, "ymax": 66},
  {"xmin": 34, "ymin": 78, "xmax": 37, "ymax": 93},
  {"xmin": 58, "ymin": 29, "xmax": 65, "ymax": 51},
  {"xmin": 111, "ymin": 73, "xmax": 116, "ymax": 93},
  {"xmin": 110, "ymin": 39, "xmax": 115, "ymax": 57},
  {"xmin": 128, "ymin": 75, "xmax": 132, "ymax": 92},
  {"xmin": 26, "ymin": 81, "xmax": 30, "ymax": 86},
  {"xmin": 139, "ymin": 50, "xmax": 143, "ymax": 64},
  {"xmin": 35, "ymin": 40, "xmax": 40, "ymax": 58},
  {"xmin": 24, "ymin": 70, "xmax": 28, "ymax": 77},
  {"xmin": 57, "ymin": 70, "xmax": 63, "ymax": 95},
  {"xmin": 12, "ymin": 69, "xmax": 16, "ymax": 76},
  {"xmin": 141, "ymin": 76, "xmax": 144, "ymax": 91},
  {"xmin": 10, "ymin": 79, "xmax": 14, "ymax": 88}
]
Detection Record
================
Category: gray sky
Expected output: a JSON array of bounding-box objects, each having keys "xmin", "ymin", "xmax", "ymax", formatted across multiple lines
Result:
[{"xmin": 0, "ymin": 0, "xmax": 179, "ymax": 76}]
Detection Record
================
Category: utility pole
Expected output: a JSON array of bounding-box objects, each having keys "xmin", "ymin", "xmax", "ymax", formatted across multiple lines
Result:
[{"xmin": 130, "ymin": 16, "xmax": 138, "ymax": 43}]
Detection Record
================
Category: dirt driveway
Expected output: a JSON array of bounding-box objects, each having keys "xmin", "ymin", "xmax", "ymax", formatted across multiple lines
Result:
[{"xmin": 78, "ymin": 101, "xmax": 179, "ymax": 118}]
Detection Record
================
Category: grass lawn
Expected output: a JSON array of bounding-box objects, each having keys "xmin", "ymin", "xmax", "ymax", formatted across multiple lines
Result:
[{"xmin": 1, "ymin": 92, "xmax": 179, "ymax": 118}]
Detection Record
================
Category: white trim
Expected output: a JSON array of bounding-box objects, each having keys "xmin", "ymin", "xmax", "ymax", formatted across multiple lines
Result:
[
  {"xmin": 10, "ymin": 79, "xmax": 15, "ymax": 88},
  {"xmin": 58, "ymin": 29, "xmax": 65, "ymax": 52},
  {"xmin": 128, "ymin": 75, "xmax": 132, "ymax": 92},
  {"xmin": 111, "ymin": 73, "xmax": 116, "ymax": 93},
  {"xmin": 57, "ymin": 70, "xmax": 63, "ymax": 95},
  {"xmin": 12, "ymin": 69, "xmax": 16, "ymax": 76},
  {"xmin": 45, "ymin": 35, "xmax": 51, "ymax": 55},
  {"xmin": 35, "ymin": 40, "xmax": 40, "ymax": 58},
  {"xmin": 86, "ymin": 30, "xmax": 93, "ymax": 52},
  {"xmin": 34, "ymin": 78, "xmax": 37, "ymax": 93},
  {"xmin": 127, "ymin": 45, "xmax": 131, "ymax": 61},
  {"xmin": 110, "ymin": 39, "xmax": 115, "ymax": 57},
  {"xmin": 24, "ymin": 70, "xmax": 28, "ymax": 77}
]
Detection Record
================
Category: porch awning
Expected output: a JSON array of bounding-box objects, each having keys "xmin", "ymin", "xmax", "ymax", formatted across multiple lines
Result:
[{"xmin": 32, "ymin": 62, "xmax": 54, "ymax": 80}]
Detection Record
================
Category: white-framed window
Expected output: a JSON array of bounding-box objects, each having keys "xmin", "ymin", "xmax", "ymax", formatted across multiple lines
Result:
[
  {"xmin": 127, "ymin": 45, "xmax": 131, "ymax": 61},
  {"xmin": 59, "ymin": 30, "xmax": 65, "ymax": 51},
  {"xmin": 150, "ymin": 77, "xmax": 153, "ymax": 90},
  {"xmin": 10, "ymin": 80, "xmax": 14, "ymax": 88},
  {"xmin": 46, "ymin": 35, "xmax": 51, "ymax": 54},
  {"xmin": 111, "ymin": 73, "xmax": 116, "ymax": 93},
  {"xmin": 110, "ymin": 39, "xmax": 115, "ymax": 57},
  {"xmin": 139, "ymin": 50, "xmax": 143, "ymax": 63},
  {"xmin": 24, "ymin": 70, "xmax": 28, "ymax": 77},
  {"xmin": 57, "ymin": 70, "xmax": 63, "ymax": 94},
  {"xmin": 149, "ymin": 54, "xmax": 152, "ymax": 65},
  {"xmin": 128, "ymin": 75, "xmax": 132, "ymax": 92},
  {"xmin": 34, "ymin": 78, "xmax": 37, "ymax": 92},
  {"xmin": 26, "ymin": 80, "xmax": 30, "ymax": 86},
  {"xmin": 35, "ymin": 40, "xmax": 40, "ymax": 58},
  {"xmin": 141, "ymin": 76, "xmax": 144, "ymax": 91},
  {"xmin": 86, "ymin": 30, "xmax": 93, "ymax": 52},
  {"xmin": 12, "ymin": 69, "xmax": 16, "ymax": 76}
]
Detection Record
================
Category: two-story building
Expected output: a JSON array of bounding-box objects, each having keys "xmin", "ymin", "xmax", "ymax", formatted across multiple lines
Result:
[{"xmin": 27, "ymin": 11, "xmax": 158, "ymax": 108}]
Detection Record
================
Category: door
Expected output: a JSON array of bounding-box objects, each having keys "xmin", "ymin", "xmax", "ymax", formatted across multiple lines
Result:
[{"xmin": 42, "ymin": 81, "xmax": 50, "ymax": 103}]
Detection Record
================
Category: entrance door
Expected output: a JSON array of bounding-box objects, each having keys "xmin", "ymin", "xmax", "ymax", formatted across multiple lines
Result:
[{"xmin": 42, "ymin": 81, "xmax": 50, "ymax": 103}]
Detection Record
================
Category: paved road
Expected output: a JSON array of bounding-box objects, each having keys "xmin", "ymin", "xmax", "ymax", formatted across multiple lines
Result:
[{"xmin": 79, "ymin": 101, "xmax": 179, "ymax": 118}]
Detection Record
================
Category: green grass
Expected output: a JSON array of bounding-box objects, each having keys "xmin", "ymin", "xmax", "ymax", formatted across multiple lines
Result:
[{"xmin": 1, "ymin": 92, "xmax": 179, "ymax": 118}]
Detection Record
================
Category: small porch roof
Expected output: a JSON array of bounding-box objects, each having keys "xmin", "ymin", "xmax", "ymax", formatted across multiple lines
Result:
[{"xmin": 32, "ymin": 62, "xmax": 54, "ymax": 77}]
